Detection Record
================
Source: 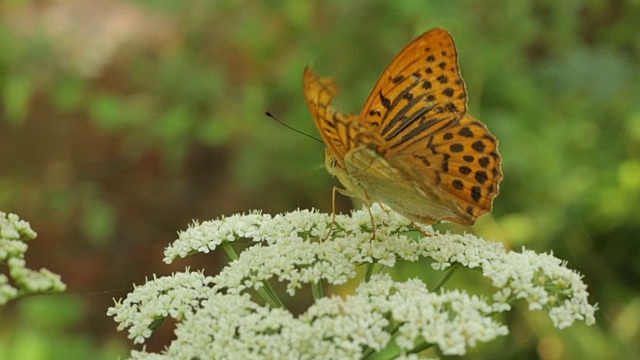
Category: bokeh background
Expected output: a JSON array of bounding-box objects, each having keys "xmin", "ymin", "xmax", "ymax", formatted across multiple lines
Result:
[{"xmin": 1, "ymin": 0, "xmax": 639, "ymax": 359}]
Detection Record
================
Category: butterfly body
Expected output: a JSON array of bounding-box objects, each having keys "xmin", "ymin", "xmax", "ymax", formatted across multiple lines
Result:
[{"xmin": 305, "ymin": 28, "xmax": 502, "ymax": 225}]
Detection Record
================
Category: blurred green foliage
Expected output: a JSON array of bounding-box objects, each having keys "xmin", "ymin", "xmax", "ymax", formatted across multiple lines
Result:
[{"xmin": 0, "ymin": 0, "xmax": 639, "ymax": 359}]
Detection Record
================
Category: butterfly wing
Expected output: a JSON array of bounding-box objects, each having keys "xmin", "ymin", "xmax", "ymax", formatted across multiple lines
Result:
[
  {"xmin": 360, "ymin": 28, "xmax": 468, "ymax": 154},
  {"xmin": 343, "ymin": 146, "xmax": 465, "ymax": 224},
  {"xmin": 387, "ymin": 115, "xmax": 502, "ymax": 224},
  {"xmin": 304, "ymin": 29, "xmax": 502, "ymax": 225},
  {"xmin": 303, "ymin": 66, "xmax": 354, "ymax": 163},
  {"xmin": 356, "ymin": 29, "xmax": 502, "ymax": 224},
  {"xmin": 303, "ymin": 66, "xmax": 386, "ymax": 164}
]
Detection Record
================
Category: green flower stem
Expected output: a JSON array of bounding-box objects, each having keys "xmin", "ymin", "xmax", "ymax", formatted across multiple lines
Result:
[
  {"xmin": 364, "ymin": 262, "xmax": 375, "ymax": 282},
  {"xmin": 360, "ymin": 346, "xmax": 375, "ymax": 360},
  {"xmin": 260, "ymin": 280, "xmax": 284, "ymax": 308},
  {"xmin": 361, "ymin": 322, "xmax": 402, "ymax": 359},
  {"xmin": 403, "ymin": 340, "xmax": 434, "ymax": 357},
  {"xmin": 221, "ymin": 242, "xmax": 239, "ymax": 261},
  {"xmin": 432, "ymin": 263, "xmax": 460, "ymax": 292},
  {"xmin": 311, "ymin": 280, "xmax": 324, "ymax": 300},
  {"xmin": 221, "ymin": 242, "xmax": 283, "ymax": 308}
]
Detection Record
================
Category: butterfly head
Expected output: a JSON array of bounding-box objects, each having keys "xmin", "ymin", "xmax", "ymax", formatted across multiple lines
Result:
[{"xmin": 323, "ymin": 148, "xmax": 342, "ymax": 172}]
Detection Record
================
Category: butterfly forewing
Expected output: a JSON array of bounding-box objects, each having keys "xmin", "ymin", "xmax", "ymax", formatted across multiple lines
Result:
[{"xmin": 360, "ymin": 29, "xmax": 468, "ymax": 154}]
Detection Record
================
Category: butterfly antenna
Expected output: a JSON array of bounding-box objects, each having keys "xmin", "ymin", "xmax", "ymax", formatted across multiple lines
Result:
[{"xmin": 264, "ymin": 111, "xmax": 324, "ymax": 145}]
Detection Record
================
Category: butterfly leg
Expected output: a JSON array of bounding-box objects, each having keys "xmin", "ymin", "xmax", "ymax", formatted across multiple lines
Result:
[
  {"xmin": 320, "ymin": 186, "xmax": 341, "ymax": 241},
  {"xmin": 410, "ymin": 221, "xmax": 435, "ymax": 237},
  {"xmin": 366, "ymin": 204, "xmax": 376, "ymax": 239}
]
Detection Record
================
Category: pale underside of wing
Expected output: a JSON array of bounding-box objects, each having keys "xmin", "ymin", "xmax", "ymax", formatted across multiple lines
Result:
[{"xmin": 341, "ymin": 146, "xmax": 464, "ymax": 224}]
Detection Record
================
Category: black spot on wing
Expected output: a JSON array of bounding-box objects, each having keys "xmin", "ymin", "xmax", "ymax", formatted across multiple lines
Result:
[
  {"xmin": 475, "ymin": 171, "xmax": 488, "ymax": 184},
  {"xmin": 437, "ymin": 75, "xmax": 448, "ymax": 84},
  {"xmin": 392, "ymin": 75, "xmax": 405, "ymax": 84},
  {"xmin": 444, "ymin": 103, "xmax": 458, "ymax": 113},
  {"xmin": 442, "ymin": 88, "xmax": 454, "ymax": 97},
  {"xmin": 478, "ymin": 156, "xmax": 490, "ymax": 168},
  {"xmin": 471, "ymin": 186, "xmax": 482, "ymax": 203},
  {"xmin": 472, "ymin": 140, "xmax": 486, "ymax": 153},
  {"xmin": 442, "ymin": 153, "xmax": 450, "ymax": 173},
  {"xmin": 379, "ymin": 93, "xmax": 392, "ymax": 109},
  {"xmin": 449, "ymin": 144, "xmax": 464, "ymax": 153},
  {"xmin": 458, "ymin": 127, "xmax": 473, "ymax": 137}
]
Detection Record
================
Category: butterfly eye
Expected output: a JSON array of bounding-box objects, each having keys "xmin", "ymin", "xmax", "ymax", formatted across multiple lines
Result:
[
  {"xmin": 324, "ymin": 149, "xmax": 338, "ymax": 169},
  {"xmin": 330, "ymin": 156, "xmax": 340, "ymax": 168}
]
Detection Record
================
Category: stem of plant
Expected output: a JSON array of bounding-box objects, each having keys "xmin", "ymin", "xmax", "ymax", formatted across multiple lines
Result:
[
  {"xmin": 432, "ymin": 263, "xmax": 459, "ymax": 292},
  {"xmin": 405, "ymin": 340, "xmax": 434, "ymax": 356},
  {"xmin": 311, "ymin": 280, "xmax": 324, "ymax": 300},
  {"xmin": 364, "ymin": 262, "xmax": 375, "ymax": 282},
  {"xmin": 221, "ymin": 242, "xmax": 283, "ymax": 308}
]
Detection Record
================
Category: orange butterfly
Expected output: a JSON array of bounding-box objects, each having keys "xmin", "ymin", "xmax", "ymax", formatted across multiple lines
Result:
[{"xmin": 303, "ymin": 28, "xmax": 502, "ymax": 225}]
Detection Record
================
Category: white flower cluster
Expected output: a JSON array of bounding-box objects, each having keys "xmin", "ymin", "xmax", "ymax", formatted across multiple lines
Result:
[
  {"xmin": 0, "ymin": 212, "xmax": 66, "ymax": 305},
  {"xmin": 166, "ymin": 205, "xmax": 420, "ymax": 296},
  {"xmin": 110, "ymin": 205, "xmax": 597, "ymax": 359},
  {"xmin": 107, "ymin": 270, "xmax": 216, "ymax": 344},
  {"xmin": 112, "ymin": 273, "xmax": 505, "ymax": 359},
  {"xmin": 416, "ymin": 232, "xmax": 597, "ymax": 328}
]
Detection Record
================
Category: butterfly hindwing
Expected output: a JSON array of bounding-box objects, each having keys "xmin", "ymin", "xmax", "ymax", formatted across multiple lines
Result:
[{"xmin": 389, "ymin": 115, "xmax": 502, "ymax": 221}]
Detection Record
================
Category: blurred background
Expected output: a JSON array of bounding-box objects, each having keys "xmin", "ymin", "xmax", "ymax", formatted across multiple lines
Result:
[{"xmin": 0, "ymin": 0, "xmax": 639, "ymax": 359}]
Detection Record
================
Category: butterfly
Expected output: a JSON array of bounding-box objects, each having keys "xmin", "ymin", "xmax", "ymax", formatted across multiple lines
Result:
[{"xmin": 303, "ymin": 28, "xmax": 502, "ymax": 226}]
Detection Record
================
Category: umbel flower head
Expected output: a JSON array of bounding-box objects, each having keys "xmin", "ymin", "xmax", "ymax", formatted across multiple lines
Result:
[
  {"xmin": 0, "ymin": 212, "xmax": 66, "ymax": 305},
  {"xmin": 109, "ymin": 204, "xmax": 597, "ymax": 359}
]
